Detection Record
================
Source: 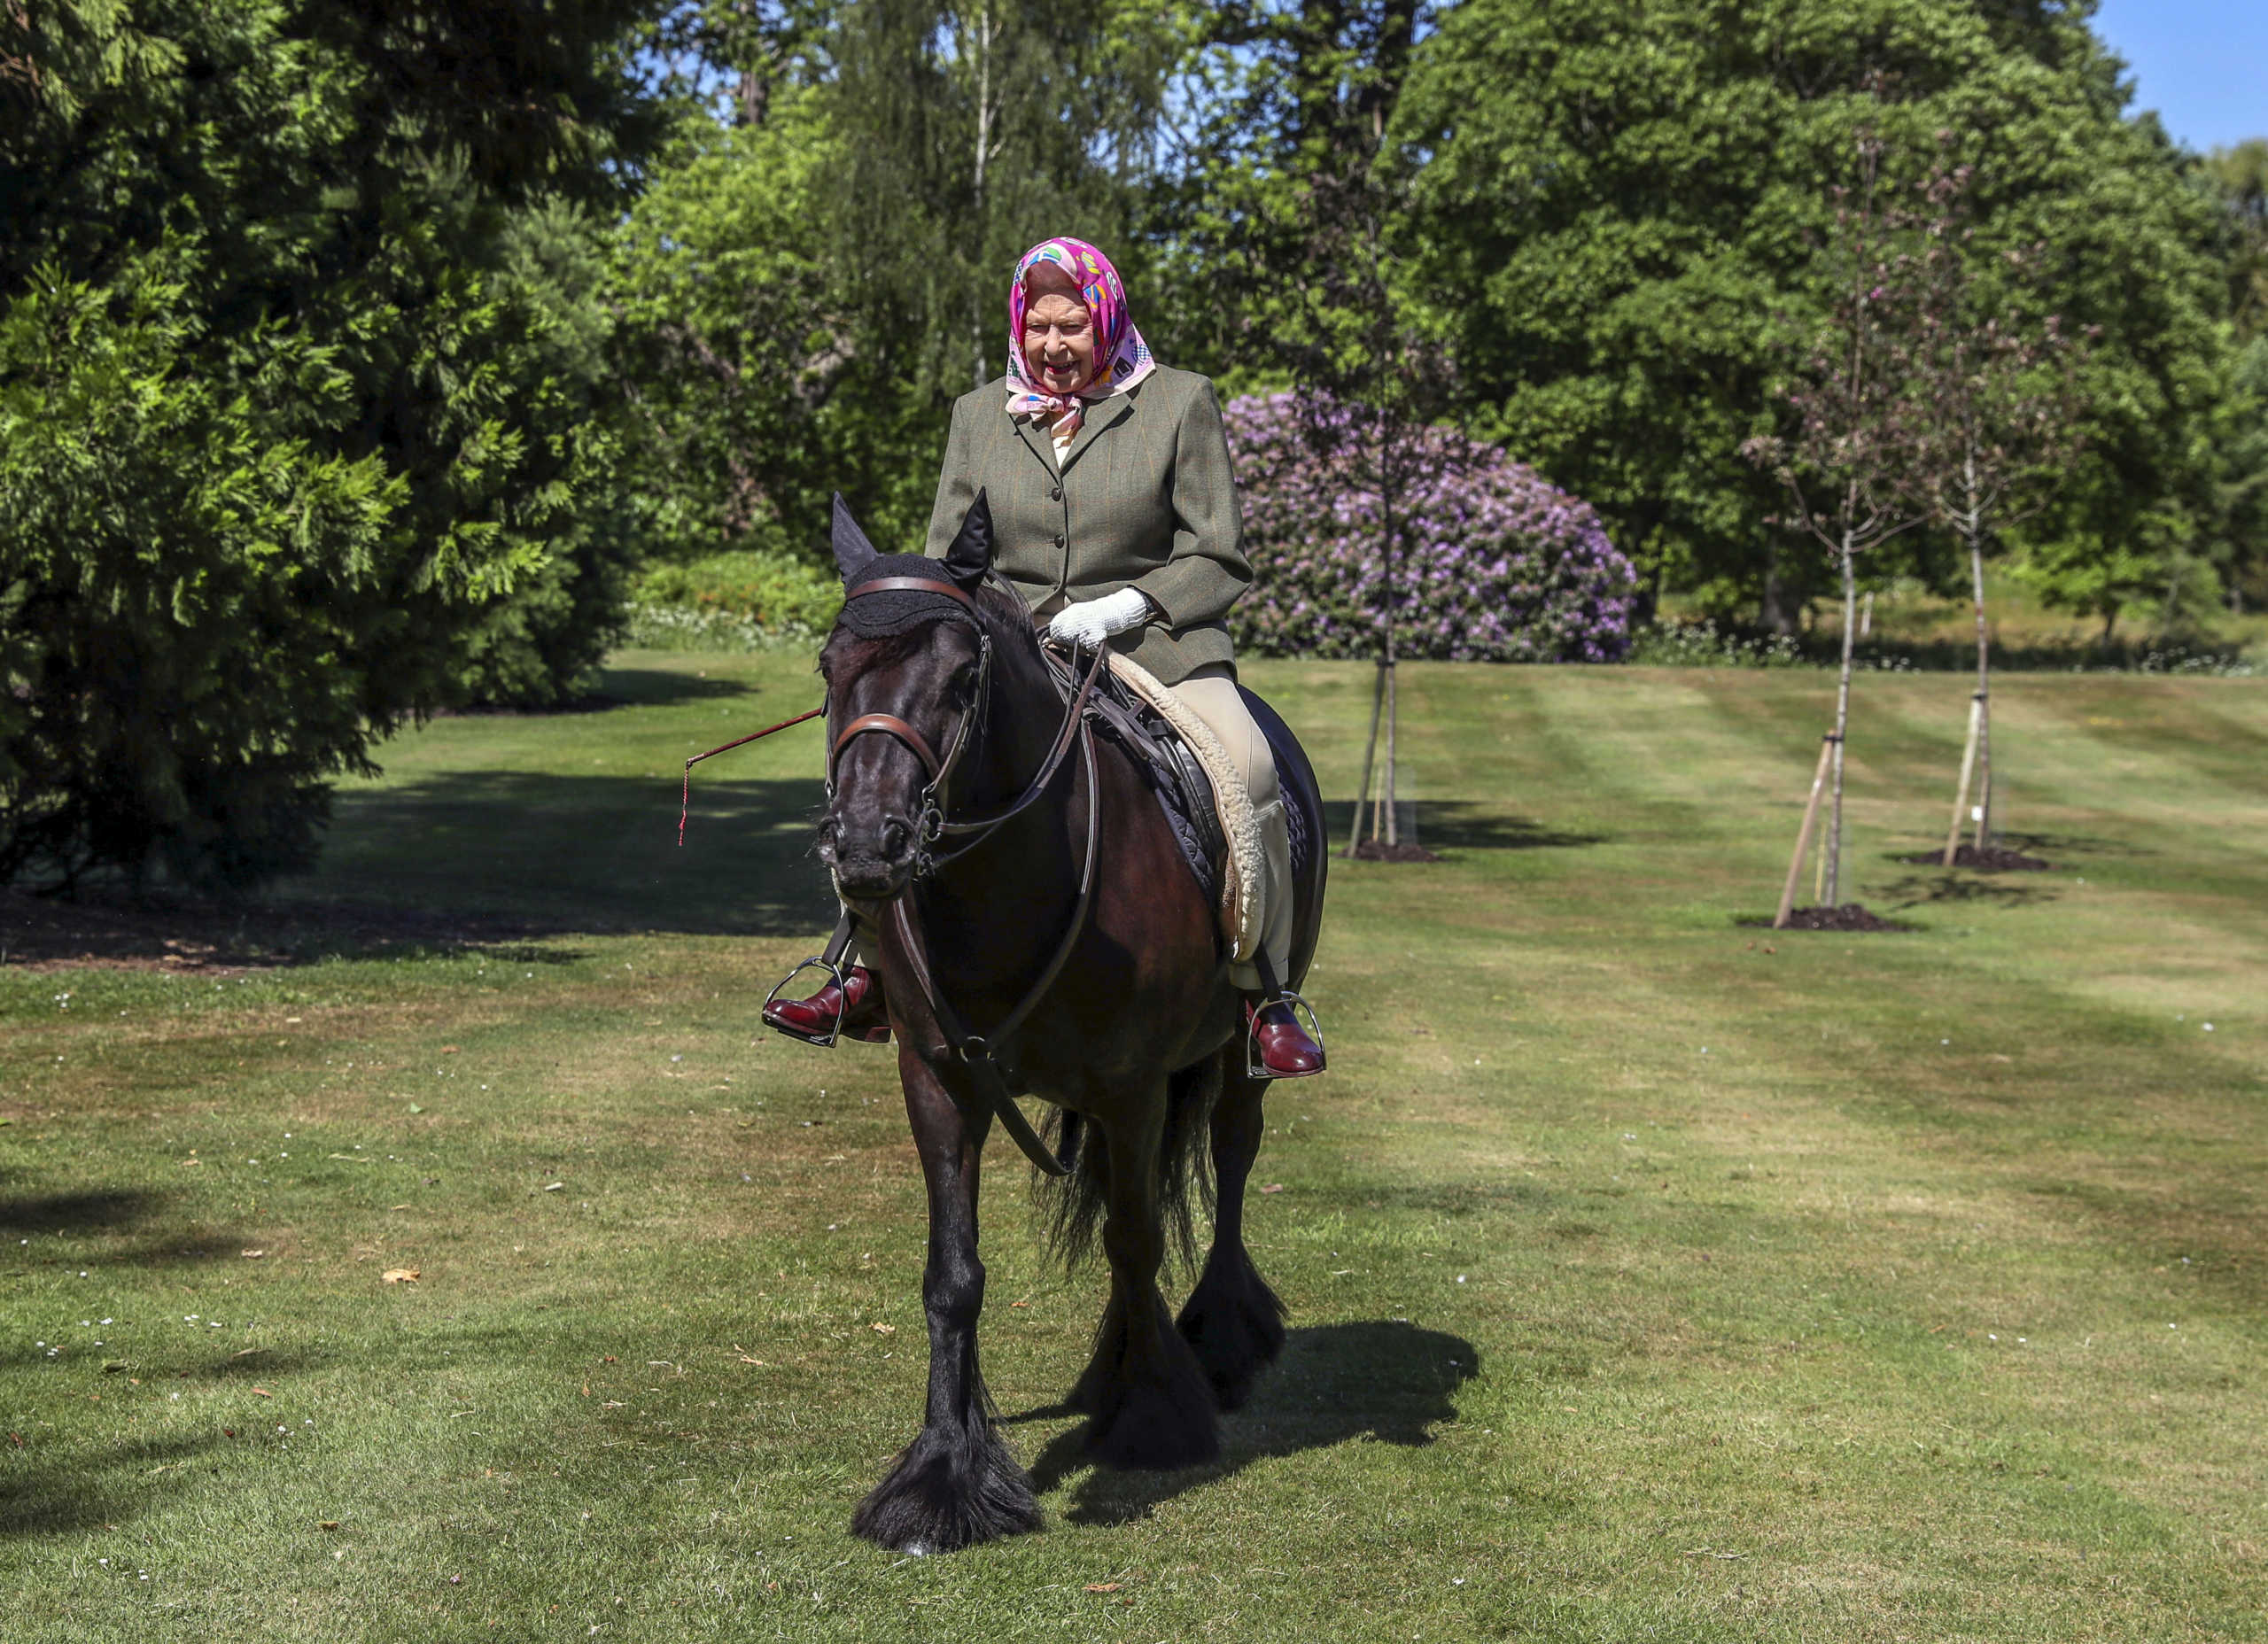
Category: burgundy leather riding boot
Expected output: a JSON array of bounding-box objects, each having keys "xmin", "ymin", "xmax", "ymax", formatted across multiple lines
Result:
[
  {"xmin": 1247, "ymin": 998, "xmax": 1325, "ymax": 1078},
  {"xmin": 763, "ymin": 965, "xmax": 891, "ymax": 1046}
]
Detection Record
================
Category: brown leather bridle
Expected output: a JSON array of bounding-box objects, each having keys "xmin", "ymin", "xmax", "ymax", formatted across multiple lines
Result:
[
  {"xmin": 827, "ymin": 572, "xmax": 1106, "ymax": 884},
  {"xmin": 823, "ymin": 569, "xmax": 1111, "ymax": 1177}
]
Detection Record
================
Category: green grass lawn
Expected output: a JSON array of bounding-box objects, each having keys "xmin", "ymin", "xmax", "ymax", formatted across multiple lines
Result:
[{"xmin": 4, "ymin": 649, "xmax": 2264, "ymax": 1641}]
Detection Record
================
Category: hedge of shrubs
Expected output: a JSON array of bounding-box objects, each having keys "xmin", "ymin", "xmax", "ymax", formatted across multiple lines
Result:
[
  {"xmin": 1221, "ymin": 392, "xmax": 1635, "ymax": 663},
  {"xmin": 628, "ymin": 550, "xmax": 842, "ymax": 648}
]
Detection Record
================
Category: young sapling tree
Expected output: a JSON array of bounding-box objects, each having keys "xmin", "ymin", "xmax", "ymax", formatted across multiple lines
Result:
[
  {"xmin": 1745, "ymin": 134, "xmax": 1932, "ymax": 923},
  {"xmin": 1905, "ymin": 160, "xmax": 2090, "ymax": 861}
]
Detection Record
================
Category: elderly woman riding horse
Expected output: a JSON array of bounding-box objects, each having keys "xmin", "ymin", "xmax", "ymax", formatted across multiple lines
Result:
[
  {"xmin": 761, "ymin": 238, "xmax": 1331, "ymax": 1553},
  {"xmin": 765, "ymin": 237, "xmax": 1324, "ymax": 1078}
]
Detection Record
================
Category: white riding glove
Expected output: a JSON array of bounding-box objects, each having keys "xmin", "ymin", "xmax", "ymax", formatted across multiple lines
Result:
[{"xmin": 1047, "ymin": 586, "xmax": 1153, "ymax": 649}]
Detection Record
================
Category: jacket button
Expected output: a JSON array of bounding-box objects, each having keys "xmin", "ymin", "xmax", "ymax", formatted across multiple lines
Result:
[
  {"xmin": 1050, "ymin": 485, "xmax": 1062, "ymax": 501},
  {"xmin": 1054, "ymin": 532, "xmax": 1066, "ymax": 549}
]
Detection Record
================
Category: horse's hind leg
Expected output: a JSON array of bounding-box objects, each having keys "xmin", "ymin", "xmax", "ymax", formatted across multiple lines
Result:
[
  {"xmin": 1175, "ymin": 1054, "xmax": 1286, "ymax": 1410},
  {"xmin": 851, "ymin": 1054, "xmax": 1041, "ymax": 1553},
  {"xmin": 1080, "ymin": 1095, "xmax": 1220, "ymax": 1470}
]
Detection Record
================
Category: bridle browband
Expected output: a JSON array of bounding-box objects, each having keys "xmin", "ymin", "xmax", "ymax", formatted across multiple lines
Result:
[{"xmin": 826, "ymin": 566, "xmax": 1109, "ymax": 1177}]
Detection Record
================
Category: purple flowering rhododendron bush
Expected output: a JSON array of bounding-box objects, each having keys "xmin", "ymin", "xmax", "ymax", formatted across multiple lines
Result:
[{"xmin": 1222, "ymin": 392, "xmax": 1636, "ymax": 663}]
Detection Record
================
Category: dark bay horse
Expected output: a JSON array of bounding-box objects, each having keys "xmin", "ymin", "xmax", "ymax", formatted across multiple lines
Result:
[{"xmin": 814, "ymin": 494, "xmax": 1326, "ymax": 1554}]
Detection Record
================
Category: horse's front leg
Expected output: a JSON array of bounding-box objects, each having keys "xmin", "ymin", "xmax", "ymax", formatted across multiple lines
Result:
[
  {"xmin": 1080, "ymin": 1094, "xmax": 1221, "ymax": 1470},
  {"xmin": 850, "ymin": 1048, "xmax": 1041, "ymax": 1553}
]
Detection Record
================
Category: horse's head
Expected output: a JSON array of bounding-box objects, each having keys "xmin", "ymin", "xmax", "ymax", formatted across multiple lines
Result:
[{"xmin": 816, "ymin": 492, "xmax": 1025, "ymax": 902}]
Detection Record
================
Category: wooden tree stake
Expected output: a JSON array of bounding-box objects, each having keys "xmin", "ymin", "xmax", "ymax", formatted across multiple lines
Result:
[
  {"xmin": 1344, "ymin": 659, "xmax": 1386, "ymax": 858},
  {"xmin": 1942, "ymin": 692, "xmax": 1983, "ymax": 867},
  {"xmin": 1775, "ymin": 734, "xmax": 1838, "ymax": 930}
]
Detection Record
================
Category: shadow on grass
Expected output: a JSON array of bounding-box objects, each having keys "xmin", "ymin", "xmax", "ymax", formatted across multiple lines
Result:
[
  {"xmin": 5, "ymin": 771, "xmax": 842, "ymax": 965},
  {"xmin": 312, "ymin": 771, "xmax": 837, "ymax": 939},
  {"xmin": 0, "ymin": 1436, "xmax": 222, "ymax": 1539},
  {"xmin": 194, "ymin": 1345, "xmax": 322, "ymax": 1382},
  {"xmin": 590, "ymin": 667, "xmax": 766, "ymax": 709},
  {"xmin": 0, "ymin": 884, "xmax": 602, "ymax": 971},
  {"xmin": 1879, "ymin": 831, "xmax": 2112, "ymax": 866},
  {"xmin": 0, "ymin": 1176, "xmax": 249, "ymax": 1272},
  {"xmin": 0, "ymin": 1187, "xmax": 160, "ymax": 1237},
  {"xmin": 1319, "ymin": 801, "xmax": 1604, "ymax": 855},
  {"xmin": 2008, "ymin": 831, "xmax": 2149, "ymax": 859},
  {"xmin": 443, "ymin": 668, "xmax": 765, "ymax": 715},
  {"xmin": 1876, "ymin": 872, "xmax": 2061, "ymax": 911},
  {"xmin": 1014, "ymin": 1320, "xmax": 1478, "ymax": 1526}
]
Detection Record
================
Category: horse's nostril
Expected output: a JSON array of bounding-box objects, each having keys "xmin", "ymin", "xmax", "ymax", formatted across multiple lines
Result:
[{"xmin": 881, "ymin": 818, "xmax": 911, "ymax": 860}]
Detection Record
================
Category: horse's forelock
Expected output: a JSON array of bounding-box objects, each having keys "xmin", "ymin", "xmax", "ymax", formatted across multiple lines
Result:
[{"xmin": 821, "ymin": 624, "xmax": 921, "ymax": 674}]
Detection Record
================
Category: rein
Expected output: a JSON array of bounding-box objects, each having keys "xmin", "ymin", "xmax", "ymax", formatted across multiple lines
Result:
[{"xmin": 882, "ymin": 714, "xmax": 1100, "ymax": 1178}]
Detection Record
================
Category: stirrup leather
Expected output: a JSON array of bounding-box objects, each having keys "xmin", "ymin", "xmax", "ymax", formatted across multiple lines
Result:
[{"xmin": 1247, "ymin": 990, "xmax": 1326, "ymax": 1081}]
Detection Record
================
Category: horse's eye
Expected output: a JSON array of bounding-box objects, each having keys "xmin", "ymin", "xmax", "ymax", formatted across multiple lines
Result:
[{"xmin": 949, "ymin": 665, "xmax": 980, "ymax": 702}]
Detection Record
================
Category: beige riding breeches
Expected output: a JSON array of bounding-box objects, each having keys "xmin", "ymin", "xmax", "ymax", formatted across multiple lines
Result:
[{"xmin": 1167, "ymin": 664, "xmax": 1293, "ymax": 993}]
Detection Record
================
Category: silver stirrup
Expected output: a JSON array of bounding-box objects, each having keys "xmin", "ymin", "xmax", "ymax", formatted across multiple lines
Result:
[
  {"xmin": 1247, "ymin": 990, "xmax": 1326, "ymax": 1081},
  {"xmin": 763, "ymin": 955, "xmax": 849, "ymax": 1049}
]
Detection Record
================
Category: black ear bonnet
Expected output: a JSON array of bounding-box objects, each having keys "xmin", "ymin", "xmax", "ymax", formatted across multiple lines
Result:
[
  {"xmin": 828, "ymin": 490, "xmax": 1000, "ymax": 639},
  {"xmin": 835, "ymin": 555, "xmax": 988, "ymax": 638}
]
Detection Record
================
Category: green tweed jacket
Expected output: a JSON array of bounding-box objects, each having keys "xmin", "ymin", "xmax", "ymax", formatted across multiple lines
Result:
[{"xmin": 922, "ymin": 364, "xmax": 1250, "ymax": 685}]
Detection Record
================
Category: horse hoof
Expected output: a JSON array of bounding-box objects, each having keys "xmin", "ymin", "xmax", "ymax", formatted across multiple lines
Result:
[
  {"xmin": 1084, "ymin": 1370, "xmax": 1220, "ymax": 1471},
  {"xmin": 1176, "ymin": 1254, "xmax": 1287, "ymax": 1412},
  {"xmin": 851, "ymin": 1423, "xmax": 1042, "ymax": 1553}
]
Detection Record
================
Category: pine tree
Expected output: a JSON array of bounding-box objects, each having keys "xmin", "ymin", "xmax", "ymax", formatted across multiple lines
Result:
[{"xmin": 0, "ymin": 0, "xmax": 656, "ymax": 888}]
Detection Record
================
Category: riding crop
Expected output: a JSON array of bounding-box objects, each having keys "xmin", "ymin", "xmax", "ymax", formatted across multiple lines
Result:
[{"xmin": 678, "ymin": 705, "xmax": 824, "ymax": 847}]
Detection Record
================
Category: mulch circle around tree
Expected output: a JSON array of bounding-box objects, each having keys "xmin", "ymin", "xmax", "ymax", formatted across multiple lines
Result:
[
  {"xmin": 1740, "ymin": 903, "xmax": 1913, "ymax": 933},
  {"xmin": 1351, "ymin": 841, "xmax": 1443, "ymax": 863},
  {"xmin": 1899, "ymin": 844, "xmax": 2053, "ymax": 872}
]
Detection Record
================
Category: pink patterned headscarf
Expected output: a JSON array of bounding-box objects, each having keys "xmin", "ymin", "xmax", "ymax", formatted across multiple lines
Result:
[{"xmin": 1004, "ymin": 237, "xmax": 1155, "ymax": 438}]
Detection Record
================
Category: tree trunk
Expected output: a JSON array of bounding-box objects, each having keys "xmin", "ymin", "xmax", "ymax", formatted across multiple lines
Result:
[
  {"xmin": 1377, "ymin": 404, "xmax": 1399, "ymax": 848},
  {"xmin": 1345, "ymin": 660, "xmax": 1384, "ymax": 857},
  {"xmin": 1967, "ymin": 508, "xmax": 1993, "ymax": 850},
  {"xmin": 1775, "ymin": 735, "xmax": 1837, "ymax": 929},
  {"xmin": 1943, "ymin": 693, "xmax": 1982, "ymax": 868},
  {"xmin": 1760, "ymin": 547, "xmax": 1801, "ymax": 636},
  {"xmin": 969, "ymin": 3, "xmax": 994, "ymax": 391},
  {"xmin": 1825, "ymin": 535, "xmax": 1857, "ymax": 906}
]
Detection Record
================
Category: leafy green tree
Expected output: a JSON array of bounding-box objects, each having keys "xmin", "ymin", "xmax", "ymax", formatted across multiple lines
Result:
[
  {"xmin": 2205, "ymin": 336, "xmax": 2268, "ymax": 615},
  {"xmin": 1395, "ymin": 0, "xmax": 2230, "ymax": 633},
  {"xmin": 1900, "ymin": 158, "xmax": 2088, "ymax": 854},
  {"xmin": 452, "ymin": 198, "xmax": 641, "ymax": 707},
  {"xmin": 2202, "ymin": 140, "xmax": 2268, "ymax": 344},
  {"xmin": 2198, "ymin": 142, "xmax": 2268, "ymax": 614},
  {"xmin": 0, "ymin": 0, "xmax": 656, "ymax": 888},
  {"xmin": 608, "ymin": 84, "xmax": 920, "ymax": 559}
]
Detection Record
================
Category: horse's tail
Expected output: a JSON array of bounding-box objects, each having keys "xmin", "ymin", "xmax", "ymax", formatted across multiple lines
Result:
[{"xmin": 1035, "ymin": 1059, "xmax": 1220, "ymax": 1276}]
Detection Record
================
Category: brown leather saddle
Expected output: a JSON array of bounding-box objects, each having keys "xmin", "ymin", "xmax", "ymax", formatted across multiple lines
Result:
[{"xmin": 1040, "ymin": 648, "xmax": 1227, "ymax": 911}]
